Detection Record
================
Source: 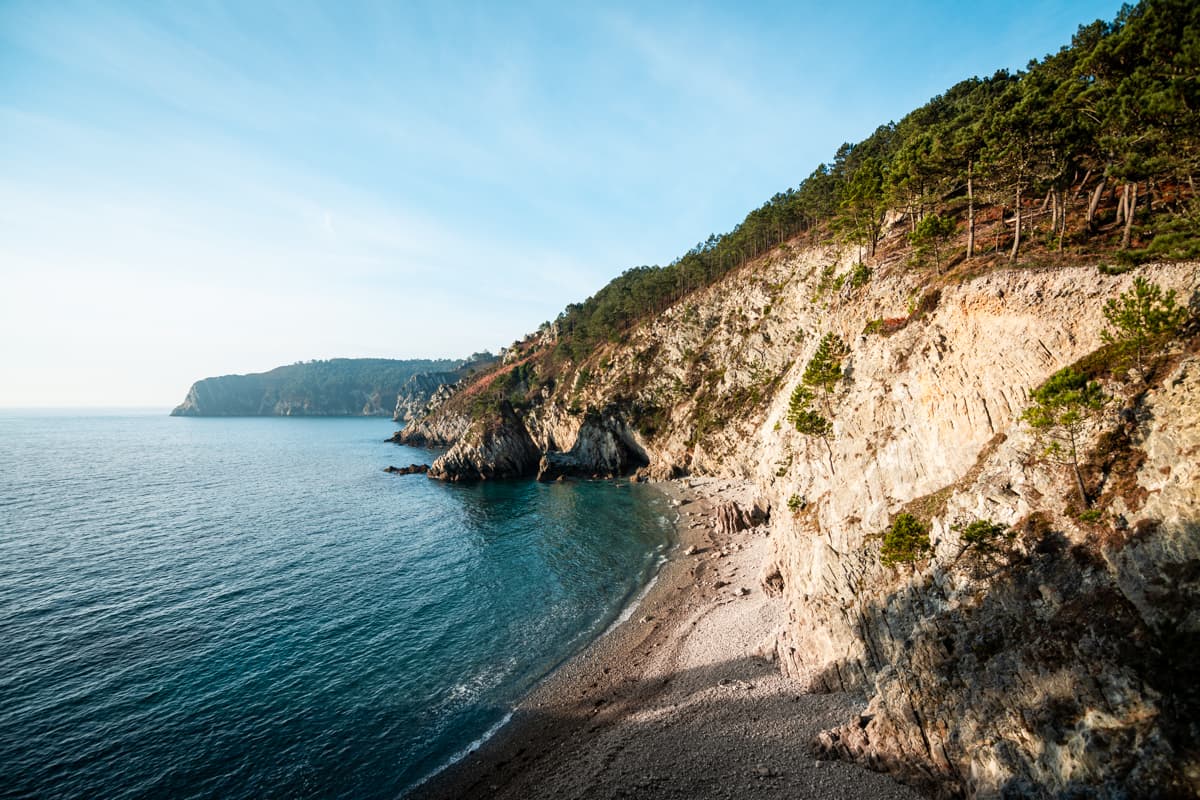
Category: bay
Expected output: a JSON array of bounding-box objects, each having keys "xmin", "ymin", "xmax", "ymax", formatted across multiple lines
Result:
[{"xmin": 0, "ymin": 410, "xmax": 671, "ymax": 799}]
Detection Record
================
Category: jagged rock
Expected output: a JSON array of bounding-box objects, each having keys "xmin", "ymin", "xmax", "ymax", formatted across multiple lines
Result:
[
  {"xmin": 428, "ymin": 405, "xmax": 542, "ymax": 481},
  {"xmin": 535, "ymin": 411, "xmax": 649, "ymax": 481},
  {"xmin": 392, "ymin": 407, "xmax": 471, "ymax": 448},
  {"xmin": 383, "ymin": 463, "xmax": 429, "ymax": 475},
  {"xmin": 713, "ymin": 500, "xmax": 764, "ymax": 535},
  {"xmin": 392, "ymin": 371, "xmax": 461, "ymax": 422}
]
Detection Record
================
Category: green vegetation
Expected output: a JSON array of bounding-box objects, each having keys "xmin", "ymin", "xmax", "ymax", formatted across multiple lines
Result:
[
  {"xmin": 1021, "ymin": 367, "xmax": 1108, "ymax": 506},
  {"xmin": 172, "ymin": 357, "xmax": 463, "ymax": 417},
  {"xmin": 543, "ymin": 0, "xmax": 1198, "ymax": 365},
  {"xmin": 1101, "ymin": 276, "xmax": 1191, "ymax": 380},
  {"xmin": 955, "ymin": 518, "xmax": 1016, "ymax": 558},
  {"xmin": 787, "ymin": 494, "xmax": 805, "ymax": 513},
  {"xmin": 908, "ymin": 213, "xmax": 957, "ymax": 272},
  {"xmin": 426, "ymin": 0, "xmax": 1198, "ymax": 459},
  {"xmin": 863, "ymin": 317, "xmax": 909, "ymax": 336},
  {"xmin": 849, "ymin": 262, "xmax": 872, "ymax": 289},
  {"xmin": 880, "ymin": 513, "xmax": 931, "ymax": 568},
  {"xmin": 786, "ymin": 333, "xmax": 848, "ymax": 469}
]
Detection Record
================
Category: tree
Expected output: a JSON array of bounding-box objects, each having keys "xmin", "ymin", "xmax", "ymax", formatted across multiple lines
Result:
[
  {"xmin": 787, "ymin": 385, "xmax": 832, "ymax": 438},
  {"xmin": 880, "ymin": 513, "xmax": 931, "ymax": 569},
  {"xmin": 1080, "ymin": 0, "xmax": 1200, "ymax": 249},
  {"xmin": 1101, "ymin": 276, "xmax": 1191, "ymax": 381},
  {"xmin": 787, "ymin": 333, "xmax": 848, "ymax": 470},
  {"xmin": 908, "ymin": 213, "xmax": 958, "ymax": 272},
  {"xmin": 1021, "ymin": 367, "xmax": 1107, "ymax": 507}
]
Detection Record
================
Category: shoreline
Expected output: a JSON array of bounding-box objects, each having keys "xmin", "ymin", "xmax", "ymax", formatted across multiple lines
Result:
[{"xmin": 410, "ymin": 477, "xmax": 922, "ymax": 800}]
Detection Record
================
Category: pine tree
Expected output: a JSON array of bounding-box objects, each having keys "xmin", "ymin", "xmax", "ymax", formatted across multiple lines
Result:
[
  {"xmin": 1021, "ymin": 367, "xmax": 1107, "ymax": 507},
  {"xmin": 1101, "ymin": 276, "xmax": 1191, "ymax": 381}
]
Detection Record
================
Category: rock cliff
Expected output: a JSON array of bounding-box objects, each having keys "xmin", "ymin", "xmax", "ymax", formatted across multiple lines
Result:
[
  {"xmin": 392, "ymin": 371, "xmax": 462, "ymax": 422},
  {"xmin": 400, "ymin": 238, "xmax": 1199, "ymax": 796}
]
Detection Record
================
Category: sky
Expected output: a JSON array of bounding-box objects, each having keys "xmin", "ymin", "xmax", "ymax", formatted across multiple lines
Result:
[{"xmin": 0, "ymin": 0, "xmax": 1121, "ymax": 407}]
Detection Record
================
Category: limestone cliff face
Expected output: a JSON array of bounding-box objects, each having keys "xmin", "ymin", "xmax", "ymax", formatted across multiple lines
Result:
[
  {"xmin": 393, "ymin": 381, "xmax": 473, "ymax": 447},
  {"xmin": 403, "ymin": 246, "xmax": 1198, "ymax": 796},
  {"xmin": 392, "ymin": 371, "xmax": 461, "ymax": 422},
  {"xmin": 427, "ymin": 404, "xmax": 542, "ymax": 481}
]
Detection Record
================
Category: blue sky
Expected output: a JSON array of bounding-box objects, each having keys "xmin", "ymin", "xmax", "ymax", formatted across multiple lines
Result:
[{"xmin": 1, "ymin": 0, "xmax": 1119, "ymax": 406}]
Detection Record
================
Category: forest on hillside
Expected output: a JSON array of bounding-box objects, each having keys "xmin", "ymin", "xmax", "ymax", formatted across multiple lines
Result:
[
  {"xmin": 171, "ymin": 358, "xmax": 462, "ymax": 416},
  {"xmin": 548, "ymin": 0, "xmax": 1198, "ymax": 362}
]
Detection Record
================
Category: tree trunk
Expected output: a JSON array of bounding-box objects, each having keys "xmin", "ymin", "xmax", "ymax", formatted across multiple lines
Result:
[
  {"xmin": 1072, "ymin": 463, "xmax": 1089, "ymax": 508},
  {"xmin": 1122, "ymin": 181, "xmax": 1138, "ymax": 249},
  {"xmin": 966, "ymin": 162, "xmax": 975, "ymax": 258},
  {"xmin": 1087, "ymin": 178, "xmax": 1106, "ymax": 230},
  {"xmin": 1009, "ymin": 187, "xmax": 1022, "ymax": 262},
  {"xmin": 1069, "ymin": 433, "xmax": 1089, "ymax": 508},
  {"xmin": 1057, "ymin": 190, "xmax": 1067, "ymax": 252},
  {"xmin": 1071, "ymin": 169, "xmax": 1092, "ymax": 202},
  {"xmin": 1117, "ymin": 183, "xmax": 1128, "ymax": 225}
]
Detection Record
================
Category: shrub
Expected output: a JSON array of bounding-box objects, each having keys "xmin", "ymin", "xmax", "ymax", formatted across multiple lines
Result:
[
  {"xmin": 863, "ymin": 317, "xmax": 909, "ymax": 336},
  {"xmin": 849, "ymin": 262, "xmax": 872, "ymax": 288},
  {"xmin": 786, "ymin": 332, "xmax": 848, "ymax": 470},
  {"xmin": 880, "ymin": 513, "xmax": 931, "ymax": 568},
  {"xmin": 787, "ymin": 494, "xmax": 805, "ymax": 513}
]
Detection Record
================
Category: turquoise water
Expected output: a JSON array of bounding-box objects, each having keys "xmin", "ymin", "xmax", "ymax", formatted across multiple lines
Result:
[{"xmin": 0, "ymin": 410, "xmax": 672, "ymax": 799}]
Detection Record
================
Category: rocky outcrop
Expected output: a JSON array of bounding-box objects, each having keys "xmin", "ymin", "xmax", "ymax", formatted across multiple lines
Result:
[
  {"xmin": 713, "ymin": 499, "xmax": 768, "ymax": 535},
  {"xmin": 748, "ymin": 264, "xmax": 1200, "ymax": 798},
  {"xmin": 428, "ymin": 404, "xmax": 543, "ymax": 481},
  {"xmin": 392, "ymin": 383, "xmax": 472, "ymax": 447},
  {"xmin": 392, "ymin": 371, "xmax": 461, "ymax": 422},
  {"xmin": 383, "ymin": 463, "xmax": 430, "ymax": 475},
  {"xmin": 535, "ymin": 409, "xmax": 649, "ymax": 481}
]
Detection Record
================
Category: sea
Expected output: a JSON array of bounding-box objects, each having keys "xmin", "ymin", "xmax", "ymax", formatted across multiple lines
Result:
[{"xmin": 0, "ymin": 409, "xmax": 673, "ymax": 799}]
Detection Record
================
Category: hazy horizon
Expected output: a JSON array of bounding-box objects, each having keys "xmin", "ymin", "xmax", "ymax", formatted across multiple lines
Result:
[{"xmin": 2, "ymin": 0, "xmax": 1119, "ymax": 406}]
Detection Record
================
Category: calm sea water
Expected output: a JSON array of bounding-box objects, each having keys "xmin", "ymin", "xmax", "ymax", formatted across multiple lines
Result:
[{"xmin": 0, "ymin": 410, "xmax": 672, "ymax": 799}]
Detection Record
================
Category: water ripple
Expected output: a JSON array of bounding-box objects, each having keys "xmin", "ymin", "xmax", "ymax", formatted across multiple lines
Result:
[{"xmin": 0, "ymin": 411, "xmax": 670, "ymax": 799}]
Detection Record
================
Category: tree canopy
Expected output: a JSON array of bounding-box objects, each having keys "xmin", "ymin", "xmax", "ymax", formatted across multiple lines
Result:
[{"xmin": 546, "ymin": 0, "xmax": 1198, "ymax": 362}]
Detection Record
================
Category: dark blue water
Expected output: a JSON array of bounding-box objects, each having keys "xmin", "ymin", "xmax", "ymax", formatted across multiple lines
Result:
[{"xmin": 0, "ymin": 410, "xmax": 672, "ymax": 799}]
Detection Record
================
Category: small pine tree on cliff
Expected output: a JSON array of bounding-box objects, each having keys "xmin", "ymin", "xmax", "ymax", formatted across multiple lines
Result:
[
  {"xmin": 1101, "ymin": 276, "xmax": 1190, "ymax": 382},
  {"xmin": 787, "ymin": 333, "xmax": 848, "ymax": 471},
  {"xmin": 880, "ymin": 513, "xmax": 931, "ymax": 569},
  {"xmin": 1021, "ymin": 367, "xmax": 1107, "ymax": 508}
]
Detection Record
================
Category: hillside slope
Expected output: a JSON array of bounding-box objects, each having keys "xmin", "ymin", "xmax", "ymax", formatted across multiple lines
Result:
[{"xmin": 171, "ymin": 358, "xmax": 458, "ymax": 417}]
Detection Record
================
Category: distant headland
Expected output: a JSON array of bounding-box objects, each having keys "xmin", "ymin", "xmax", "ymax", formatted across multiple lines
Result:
[{"xmin": 170, "ymin": 356, "xmax": 496, "ymax": 417}]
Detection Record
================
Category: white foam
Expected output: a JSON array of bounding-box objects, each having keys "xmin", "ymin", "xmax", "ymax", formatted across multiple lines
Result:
[
  {"xmin": 408, "ymin": 710, "xmax": 515, "ymax": 793},
  {"xmin": 605, "ymin": 567, "xmax": 662, "ymax": 634}
]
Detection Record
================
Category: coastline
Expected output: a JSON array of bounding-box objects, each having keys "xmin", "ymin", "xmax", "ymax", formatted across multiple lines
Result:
[{"xmin": 410, "ymin": 477, "xmax": 922, "ymax": 800}]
